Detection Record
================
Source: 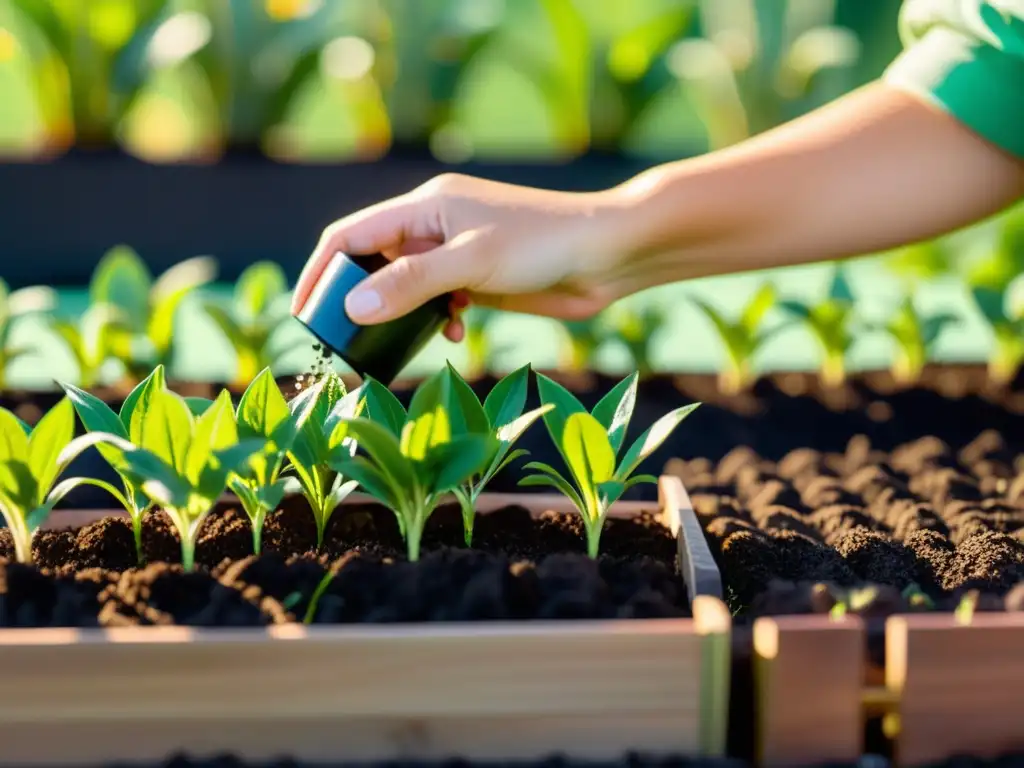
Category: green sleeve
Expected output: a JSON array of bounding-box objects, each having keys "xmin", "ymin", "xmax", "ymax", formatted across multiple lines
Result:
[{"xmin": 883, "ymin": 0, "xmax": 1024, "ymax": 159}]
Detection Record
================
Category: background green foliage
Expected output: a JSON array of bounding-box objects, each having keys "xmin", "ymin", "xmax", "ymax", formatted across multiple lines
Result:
[{"xmin": 0, "ymin": 0, "xmax": 903, "ymax": 161}]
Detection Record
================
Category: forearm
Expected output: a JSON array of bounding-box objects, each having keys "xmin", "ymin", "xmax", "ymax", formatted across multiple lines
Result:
[{"xmin": 600, "ymin": 82, "xmax": 1024, "ymax": 296}]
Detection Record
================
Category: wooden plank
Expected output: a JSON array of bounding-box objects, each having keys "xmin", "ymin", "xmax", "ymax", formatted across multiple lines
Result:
[
  {"xmin": 888, "ymin": 614, "xmax": 1024, "ymax": 766},
  {"xmin": 754, "ymin": 615, "xmax": 865, "ymax": 768},
  {"xmin": 660, "ymin": 476, "xmax": 723, "ymax": 601},
  {"xmin": 0, "ymin": 607, "xmax": 729, "ymax": 765},
  {"xmin": 0, "ymin": 478, "xmax": 731, "ymax": 765}
]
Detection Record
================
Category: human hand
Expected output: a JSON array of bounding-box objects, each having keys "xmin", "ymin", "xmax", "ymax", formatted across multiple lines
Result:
[{"xmin": 290, "ymin": 173, "xmax": 630, "ymax": 342}]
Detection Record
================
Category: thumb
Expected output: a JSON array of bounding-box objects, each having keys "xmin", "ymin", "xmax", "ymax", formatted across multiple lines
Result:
[{"xmin": 345, "ymin": 230, "xmax": 492, "ymax": 324}]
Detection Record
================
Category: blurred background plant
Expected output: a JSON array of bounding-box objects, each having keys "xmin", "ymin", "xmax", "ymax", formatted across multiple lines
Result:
[{"xmin": 0, "ymin": 0, "xmax": 903, "ymax": 161}]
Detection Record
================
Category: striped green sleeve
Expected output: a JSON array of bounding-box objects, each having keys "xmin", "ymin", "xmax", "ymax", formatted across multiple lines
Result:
[{"xmin": 884, "ymin": 0, "xmax": 1024, "ymax": 159}]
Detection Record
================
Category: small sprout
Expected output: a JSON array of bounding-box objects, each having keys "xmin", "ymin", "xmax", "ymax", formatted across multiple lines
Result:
[
  {"xmin": 282, "ymin": 372, "xmax": 361, "ymax": 550},
  {"xmin": 229, "ymin": 368, "xmax": 320, "ymax": 554},
  {"xmin": 965, "ymin": 213, "xmax": 1024, "ymax": 385},
  {"xmin": 522, "ymin": 372, "xmax": 700, "ymax": 557},
  {"xmin": 0, "ymin": 398, "xmax": 103, "ymax": 563},
  {"xmin": 0, "ymin": 278, "xmax": 55, "ymax": 390},
  {"xmin": 89, "ymin": 245, "xmax": 217, "ymax": 382},
  {"xmin": 955, "ymin": 590, "xmax": 980, "ymax": 626},
  {"xmin": 779, "ymin": 269, "xmax": 857, "ymax": 388},
  {"xmin": 59, "ymin": 366, "xmax": 174, "ymax": 562},
  {"xmin": 462, "ymin": 306, "xmax": 511, "ymax": 380},
  {"xmin": 607, "ymin": 304, "xmax": 668, "ymax": 380},
  {"xmin": 329, "ymin": 369, "xmax": 498, "ymax": 561},
  {"xmin": 829, "ymin": 601, "xmax": 848, "ymax": 620},
  {"xmin": 50, "ymin": 303, "xmax": 133, "ymax": 388},
  {"xmin": 61, "ymin": 388, "xmax": 267, "ymax": 570},
  {"xmin": 870, "ymin": 295, "xmax": 958, "ymax": 385},
  {"xmin": 202, "ymin": 261, "xmax": 293, "ymax": 388},
  {"xmin": 303, "ymin": 565, "xmax": 340, "ymax": 624},
  {"xmin": 692, "ymin": 284, "xmax": 777, "ymax": 394},
  {"xmin": 558, "ymin": 317, "xmax": 609, "ymax": 373},
  {"xmin": 429, "ymin": 363, "xmax": 550, "ymax": 546},
  {"xmin": 901, "ymin": 583, "xmax": 935, "ymax": 611}
]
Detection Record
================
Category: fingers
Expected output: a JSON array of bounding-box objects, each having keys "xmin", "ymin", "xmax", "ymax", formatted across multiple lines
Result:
[
  {"xmin": 291, "ymin": 195, "xmax": 442, "ymax": 314},
  {"xmin": 344, "ymin": 230, "xmax": 492, "ymax": 325}
]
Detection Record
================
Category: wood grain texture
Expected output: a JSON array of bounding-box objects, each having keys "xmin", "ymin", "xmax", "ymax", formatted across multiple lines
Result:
[
  {"xmin": 754, "ymin": 615, "xmax": 865, "ymax": 768},
  {"xmin": 888, "ymin": 614, "xmax": 1024, "ymax": 766},
  {"xmin": 0, "ymin": 479, "xmax": 732, "ymax": 765}
]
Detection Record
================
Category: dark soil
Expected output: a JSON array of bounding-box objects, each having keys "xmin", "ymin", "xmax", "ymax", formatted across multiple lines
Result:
[
  {"xmin": 668, "ymin": 427, "xmax": 1024, "ymax": 624},
  {"xmin": 0, "ymin": 500, "xmax": 686, "ymax": 627}
]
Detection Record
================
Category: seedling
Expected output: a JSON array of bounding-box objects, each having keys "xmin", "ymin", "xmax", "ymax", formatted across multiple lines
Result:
[
  {"xmin": 607, "ymin": 304, "xmax": 667, "ymax": 379},
  {"xmin": 955, "ymin": 590, "xmax": 980, "ymax": 626},
  {"xmin": 521, "ymin": 372, "xmax": 700, "ymax": 557},
  {"xmin": 779, "ymin": 269, "xmax": 857, "ymax": 388},
  {"xmin": 964, "ymin": 212, "xmax": 1024, "ymax": 384},
  {"xmin": 558, "ymin": 317, "xmax": 609, "ymax": 372},
  {"xmin": 329, "ymin": 370, "xmax": 498, "ymax": 561},
  {"xmin": 869, "ymin": 295, "xmax": 958, "ymax": 384},
  {"xmin": 692, "ymin": 284, "xmax": 777, "ymax": 394},
  {"xmin": 228, "ymin": 368, "xmax": 321, "ymax": 553},
  {"xmin": 901, "ymin": 583, "xmax": 935, "ymax": 611},
  {"xmin": 202, "ymin": 261, "xmax": 294, "ymax": 387},
  {"xmin": 282, "ymin": 372, "xmax": 362, "ymax": 549},
  {"xmin": 61, "ymin": 388, "xmax": 267, "ymax": 571},
  {"xmin": 0, "ymin": 398, "xmax": 104, "ymax": 564},
  {"xmin": 59, "ymin": 366, "xmax": 176, "ymax": 562},
  {"xmin": 50, "ymin": 303, "xmax": 133, "ymax": 388},
  {"xmin": 0, "ymin": 278, "xmax": 55, "ymax": 390},
  {"xmin": 371, "ymin": 363, "xmax": 551, "ymax": 547},
  {"xmin": 462, "ymin": 306, "xmax": 511, "ymax": 380},
  {"xmin": 88, "ymin": 245, "xmax": 217, "ymax": 381},
  {"xmin": 883, "ymin": 239, "xmax": 953, "ymax": 286}
]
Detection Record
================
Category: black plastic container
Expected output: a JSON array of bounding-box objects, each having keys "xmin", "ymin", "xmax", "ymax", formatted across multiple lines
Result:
[{"xmin": 294, "ymin": 251, "xmax": 450, "ymax": 385}]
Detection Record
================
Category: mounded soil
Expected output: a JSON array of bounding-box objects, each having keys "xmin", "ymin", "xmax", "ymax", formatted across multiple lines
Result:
[
  {"xmin": 0, "ymin": 500, "xmax": 686, "ymax": 627},
  {"xmin": 669, "ymin": 426, "xmax": 1024, "ymax": 621}
]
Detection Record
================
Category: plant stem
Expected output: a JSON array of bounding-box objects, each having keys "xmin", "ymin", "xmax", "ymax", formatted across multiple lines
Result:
[
  {"xmin": 407, "ymin": 518, "xmax": 423, "ymax": 561},
  {"xmin": 252, "ymin": 510, "xmax": 264, "ymax": 555},
  {"xmin": 821, "ymin": 351, "xmax": 846, "ymax": 389},
  {"xmin": 10, "ymin": 523, "xmax": 32, "ymax": 564},
  {"xmin": 457, "ymin": 491, "xmax": 475, "ymax": 548},
  {"xmin": 587, "ymin": 524, "xmax": 602, "ymax": 559},
  {"xmin": 181, "ymin": 537, "xmax": 196, "ymax": 572},
  {"xmin": 131, "ymin": 514, "xmax": 145, "ymax": 565}
]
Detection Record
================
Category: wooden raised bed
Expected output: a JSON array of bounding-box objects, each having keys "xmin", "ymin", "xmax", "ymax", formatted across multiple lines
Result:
[
  {"xmin": 753, "ymin": 611, "xmax": 1024, "ymax": 767},
  {"xmin": 0, "ymin": 476, "xmax": 731, "ymax": 766}
]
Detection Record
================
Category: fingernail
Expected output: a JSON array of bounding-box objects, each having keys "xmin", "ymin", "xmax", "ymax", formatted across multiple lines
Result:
[{"xmin": 346, "ymin": 289, "xmax": 382, "ymax": 320}]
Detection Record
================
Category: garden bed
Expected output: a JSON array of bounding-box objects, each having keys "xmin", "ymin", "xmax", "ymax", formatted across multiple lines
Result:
[{"xmin": 0, "ymin": 481, "xmax": 731, "ymax": 766}]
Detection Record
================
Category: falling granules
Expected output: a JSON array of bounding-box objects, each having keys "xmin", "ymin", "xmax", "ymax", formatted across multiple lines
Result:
[{"xmin": 294, "ymin": 341, "xmax": 335, "ymax": 393}]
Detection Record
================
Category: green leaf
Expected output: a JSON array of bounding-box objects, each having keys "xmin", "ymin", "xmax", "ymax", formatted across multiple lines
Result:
[
  {"xmin": 407, "ymin": 369, "xmax": 446, "ymax": 421},
  {"xmin": 483, "ymin": 364, "xmax": 531, "ymax": 431},
  {"xmin": 0, "ymin": 407, "xmax": 30, "ymax": 463},
  {"xmin": 623, "ymin": 473, "xmax": 658, "ymax": 491},
  {"xmin": 590, "ymin": 372, "xmax": 638, "ymax": 457},
  {"xmin": 59, "ymin": 381, "xmax": 128, "ymax": 439},
  {"xmin": 562, "ymin": 412, "xmax": 616, "ymax": 498},
  {"xmin": 534, "ymin": 372, "xmax": 588, "ymax": 459},
  {"xmin": 203, "ymin": 301, "xmax": 248, "ymax": 352},
  {"xmin": 89, "ymin": 245, "xmax": 152, "ymax": 332},
  {"xmin": 324, "ymin": 386, "xmax": 367, "ymax": 453},
  {"xmin": 741, "ymin": 284, "xmax": 777, "ymax": 332},
  {"xmin": 429, "ymin": 434, "xmax": 496, "ymax": 493},
  {"xmin": 0, "ymin": 460, "xmax": 38, "ymax": 512},
  {"xmin": 47, "ymin": 476, "xmax": 131, "ymax": 515},
  {"xmin": 828, "ymin": 269, "xmax": 855, "ymax": 303},
  {"xmin": 972, "ymin": 287, "xmax": 1008, "ymax": 326},
  {"xmin": 597, "ymin": 479, "xmax": 626, "ymax": 507},
  {"xmin": 185, "ymin": 390, "xmax": 238, "ymax": 485},
  {"xmin": 443, "ymin": 362, "xmax": 489, "ymax": 436},
  {"xmin": 27, "ymin": 398, "xmax": 75, "ymax": 503},
  {"xmin": 330, "ymin": 455, "xmax": 399, "ymax": 508},
  {"xmin": 148, "ymin": 256, "xmax": 217, "ymax": 356},
  {"xmin": 361, "ymin": 377, "xmax": 407, "ymax": 436},
  {"xmin": 335, "ymin": 417, "xmax": 417, "ymax": 492},
  {"xmin": 616, "ymin": 403, "xmax": 701, "ymax": 481},
  {"xmin": 237, "ymin": 368, "xmax": 291, "ymax": 440},
  {"xmin": 519, "ymin": 461, "xmax": 586, "ymax": 513},
  {"xmin": 234, "ymin": 261, "xmax": 287, "ymax": 322},
  {"xmin": 401, "ymin": 407, "xmax": 451, "ymax": 462},
  {"xmin": 778, "ymin": 300, "xmax": 812, "ymax": 320},
  {"xmin": 120, "ymin": 365, "xmax": 167, "ymax": 432},
  {"xmin": 132, "ymin": 388, "xmax": 194, "ymax": 474}
]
